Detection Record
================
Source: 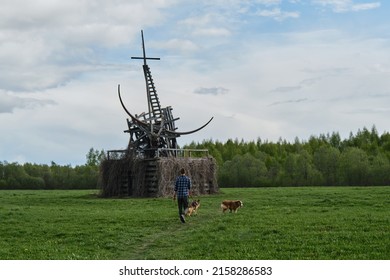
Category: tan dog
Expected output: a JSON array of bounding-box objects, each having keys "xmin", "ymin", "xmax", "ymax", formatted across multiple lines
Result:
[
  {"xmin": 221, "ymin": 200, "xmax": 243, "ymax": 213},
  {"xmin": 186, "ymin": 199, "xmax": 200, "ymax": 216}
]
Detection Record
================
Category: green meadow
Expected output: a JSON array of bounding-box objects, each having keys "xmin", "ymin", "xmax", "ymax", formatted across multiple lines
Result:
[{"xmin": 0, "ymin": 187, "xmax": 389, "ymax": 260}]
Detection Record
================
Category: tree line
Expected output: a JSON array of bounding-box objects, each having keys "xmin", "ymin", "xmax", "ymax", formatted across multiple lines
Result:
[
  {"xmin": 184, "ymin": 125, "xmax": 390, "ymax": 187},
  {"xmin": 0, "ymin": 148, "xmax": 104, "ymax": 189},
  {"xmin": 1, "ymin": 126, "xmax": 390, "ymax": 189}
]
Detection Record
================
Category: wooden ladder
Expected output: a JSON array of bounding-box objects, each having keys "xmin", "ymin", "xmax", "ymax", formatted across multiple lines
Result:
[
  {"xmin": 144, "ymin": 159, "xmax": 158, "ymax": 196},
  {"xmin": 143, "ymin": 65, "xmax": 162, "ymax": 121}
]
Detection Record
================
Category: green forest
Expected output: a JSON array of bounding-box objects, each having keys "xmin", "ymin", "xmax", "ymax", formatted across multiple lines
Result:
[
  {"xmin": 0, "ymin": 148, "xmax": 104, "ymax": 190},
  {"xmin": 186, "ymin": 126, "xmax": 390, "ymax": 187},
  {"xmin": 1, "ymin": 126, "xmax": 390, "ymax": 189}
]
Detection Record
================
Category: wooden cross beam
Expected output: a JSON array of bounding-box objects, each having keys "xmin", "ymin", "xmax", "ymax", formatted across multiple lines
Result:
[{"xmin": 131, "ymin": 30, "xmax": 160, "ymax": 65}]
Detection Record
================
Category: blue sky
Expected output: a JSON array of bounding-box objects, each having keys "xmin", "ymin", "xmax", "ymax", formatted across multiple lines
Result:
[{"xmin": 1, "ymin": 0, "xmax": 389, "ymax": 165}]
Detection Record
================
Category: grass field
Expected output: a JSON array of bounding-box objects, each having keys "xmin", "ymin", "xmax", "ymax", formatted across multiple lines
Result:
[{"xmin": 0, "ymin": 187, "xmax": 389, "ymax": 260}]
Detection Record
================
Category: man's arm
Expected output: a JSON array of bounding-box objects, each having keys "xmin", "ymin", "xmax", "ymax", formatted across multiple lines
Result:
[{"xmin": 173, "ymin": 178, "xmax": 178, "ymax": 200}]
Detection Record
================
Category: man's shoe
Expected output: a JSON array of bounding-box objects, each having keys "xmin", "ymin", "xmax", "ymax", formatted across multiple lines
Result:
[{"xmin": 180, "ymin": 214, "xmax": 186, "ymax": 223}]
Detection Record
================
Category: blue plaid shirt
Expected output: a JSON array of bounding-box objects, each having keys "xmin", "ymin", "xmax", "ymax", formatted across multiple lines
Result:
[{"xmin": 174, "ymin": 175, "xmax": 191, "ymax": 198}]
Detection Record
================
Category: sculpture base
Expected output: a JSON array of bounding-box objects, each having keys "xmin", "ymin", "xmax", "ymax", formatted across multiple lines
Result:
[{"xmin": 99, "ymin": 156, "xmax": 219, "ymax": 198}]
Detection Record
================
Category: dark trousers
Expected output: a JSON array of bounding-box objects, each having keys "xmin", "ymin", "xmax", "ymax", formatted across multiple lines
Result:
[{"xmin": 177, "ymin": 196, "xmax": 189, "ymax": 216}]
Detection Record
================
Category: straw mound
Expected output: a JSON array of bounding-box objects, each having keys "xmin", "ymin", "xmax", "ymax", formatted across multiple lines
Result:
[
  {"xmin": 157, "ymin": 157, "xmax": 219, "ymax": 197},
  {"xmin": 99, "ymin": 155, "xmax": 218, "ymax": 198}
]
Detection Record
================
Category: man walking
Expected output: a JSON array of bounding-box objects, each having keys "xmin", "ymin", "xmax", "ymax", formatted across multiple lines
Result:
[{"xmin": 173, "ymin": 168, "xmax": 191, "ymax": 223}]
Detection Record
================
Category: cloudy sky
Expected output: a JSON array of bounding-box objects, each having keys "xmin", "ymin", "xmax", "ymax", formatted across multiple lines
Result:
[{"xmin": 1, "ymin": 0, "xmax": 389, "ymax": 165}]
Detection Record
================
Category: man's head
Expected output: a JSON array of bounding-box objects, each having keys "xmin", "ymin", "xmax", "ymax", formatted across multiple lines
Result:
[{"xmin": 180, "ymin": 168, "xmax": 185, "ymax": 175}]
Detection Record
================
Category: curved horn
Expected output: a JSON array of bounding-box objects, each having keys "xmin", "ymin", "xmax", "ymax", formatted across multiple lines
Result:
[
  {"xmin": 118, "ymin": 84, "xmax": 213, "ymax": 136},
  {"xmin": 118, "ymin": 84, "xmax": 149, "ymax": 127},
  {"xmin": 164, "ymin": 116, "xmax": 214, "ymax": 136}
]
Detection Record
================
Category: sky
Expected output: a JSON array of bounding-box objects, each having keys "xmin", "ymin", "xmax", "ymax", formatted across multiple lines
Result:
[{"xmin": 1, "ymin": 0, "xmax": 389, "ymax": 165}]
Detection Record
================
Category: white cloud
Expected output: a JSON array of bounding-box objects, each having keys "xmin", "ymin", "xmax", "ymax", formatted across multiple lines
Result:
[
  {"xmin": 351, "ymin": 2, "xmax": 381, "ymax": 11},
  {"xmin": 268, "ymin": 98, "xmax": 309, "ymax": 106},
  {"xmin": 256, "ymin": 8, "xmax": 300, "ymax": 20},
  {"xmin": 0, "ymin": 91, "xmax": 56, "ymax": 113},
  {"xmin": 155, "ymin": 39, "xmax": 199, "ymax": 52},
  {"xmin": 178, "ymin": 13, "xmax": 233, "ymax": 38},
  {"xmin": 256, "ymin": 0, "xmax": 282, "ymax": 5},
  {"xmin": 194, "ymin": 87, "xmax": 229, "ymax": 95},
  {"xmin": 312, "ymin": 0, "xmax": 381, "ymax": 13},
  {"xmin": 192, "ymin": 28, "xmax": 231, "ymax": 37}
]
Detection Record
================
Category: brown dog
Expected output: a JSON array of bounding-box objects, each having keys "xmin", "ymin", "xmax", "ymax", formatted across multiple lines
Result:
[
  {"xmin": 221, "ymin": 200, "xmax": 243, "ymax": 213},
  {"xmin": 186, "ymin": 199, "xmax": 200, "ymax": 216}
]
